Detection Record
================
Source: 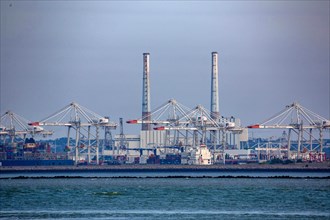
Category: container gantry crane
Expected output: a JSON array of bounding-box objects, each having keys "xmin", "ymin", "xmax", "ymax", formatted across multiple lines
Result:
[
  {"xmin": 127, "ymin": 99, "xmax": 193, "ymax": 152},
  {"xmin": 248, "ymin": 102, "xmax": 330, "ymax": 161},
  {"xmin": 127, "ymin": 99, "xmax": 191, "ymax": 126},
  {"xmin": 154, "ymin": 104, "xmax": 243, "ymax": 151},
  {"xmin": 29, "ymin": 102, "xmax": 117, "ymax": 165},
  {"xmin": 0, "ymin": 111, "xmax": 52, "ymax": 145}
]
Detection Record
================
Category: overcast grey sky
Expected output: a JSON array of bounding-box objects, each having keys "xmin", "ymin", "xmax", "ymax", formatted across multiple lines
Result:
[{"xmin": 1, "ymin": 1, "xmax": 329, "ymax": 138}]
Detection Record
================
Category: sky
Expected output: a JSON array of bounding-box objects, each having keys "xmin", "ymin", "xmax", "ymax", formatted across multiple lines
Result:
[{"xmin": 1, "ymin": 1, "xmax": 329, "ymax": 139}]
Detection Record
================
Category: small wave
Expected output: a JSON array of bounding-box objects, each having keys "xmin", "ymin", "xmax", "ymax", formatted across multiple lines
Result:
[{"xmin": 94, "ymin": 191, "xmax": 121, "ymax": 196}]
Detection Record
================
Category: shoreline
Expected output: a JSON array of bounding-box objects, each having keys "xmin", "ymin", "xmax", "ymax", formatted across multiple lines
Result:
[
  {"xmin": 1, "ymin": 175, "xmax": 330, "ymax": 179},
  {"xmin": 1, "ymin": 162, "xmax": 330, "ymax": 173}
]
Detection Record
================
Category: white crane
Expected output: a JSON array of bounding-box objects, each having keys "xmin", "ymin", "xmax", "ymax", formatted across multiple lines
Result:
[
  {"xmin": 248, "ymin": 102, "xmax": 330, "ymax": 161},
  {"xmin": 29, "ymin": 102, "xmax": 117, "ymax": 165},
  {"xmin": 0, "ymin": 111, "xmax": 52, "ymax": 145}
]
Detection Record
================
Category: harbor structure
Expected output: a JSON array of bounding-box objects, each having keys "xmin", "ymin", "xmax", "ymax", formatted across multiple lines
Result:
[
  {"xmin": 129, "ymin": 52, "xmax": 246, "ymax": 164},
  {"xmin": 27, "ymin": 102, "xmax": 117, "ymax": 165},
  {"xmin": 1, "ymin": 53, "xmax": 329, "ymax": 165},
  {"xmin": 248, "ymin": 102, "xmax": 330, "ymax": 161}
]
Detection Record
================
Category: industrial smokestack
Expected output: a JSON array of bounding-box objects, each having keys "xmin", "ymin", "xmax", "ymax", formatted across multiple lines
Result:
[
  {"xmin": 211, "ymin": 52, "xmax": 220, "ymax": 121},
  {"xmin": 142, "ymin": 53, "xmax": 151, "ymax": 130}
]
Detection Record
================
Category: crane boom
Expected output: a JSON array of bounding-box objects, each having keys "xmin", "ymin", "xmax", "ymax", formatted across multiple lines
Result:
[{"xmin": 247, "ymin": 124, "xmax": 324, "ymax": 129}]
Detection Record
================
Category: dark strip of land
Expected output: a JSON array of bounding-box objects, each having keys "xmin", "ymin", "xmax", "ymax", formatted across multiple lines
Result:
[
  {"xmin": 1, "ymin": 162, "xmax": 330, "ymax": 173},
  {"xmin": 1, "ymin": 175, "xmax": 330, "ymax": 179}
]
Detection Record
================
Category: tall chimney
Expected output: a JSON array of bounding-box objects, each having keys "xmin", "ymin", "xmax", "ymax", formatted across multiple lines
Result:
[
  {"xmin": 142, "ymin": 53, "xmax": 151, "ymax": 130},
  {"xmin": 211, "ymin": 52, "xmax": 220, "ymax": 121}
]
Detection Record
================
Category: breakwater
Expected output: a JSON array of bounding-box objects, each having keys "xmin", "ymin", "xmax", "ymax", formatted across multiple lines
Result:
[{"xmin": 1, "ymin": 162, "xmax": 330, "ymax": 173}]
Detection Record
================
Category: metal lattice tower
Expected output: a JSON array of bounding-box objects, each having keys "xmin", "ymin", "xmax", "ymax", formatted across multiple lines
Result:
[
  {"xmin": 104, "ymin": 117, "xmax": 114, "ymax": 150},
  {"xmin": 119, "ymin": 118, "xmax": 128, "ymax": 152}
]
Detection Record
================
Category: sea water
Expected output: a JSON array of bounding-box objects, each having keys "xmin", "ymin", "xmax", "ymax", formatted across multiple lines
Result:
[{"xmin": 0, "ymin": 173, "xmax": 329, "ymax": 219}]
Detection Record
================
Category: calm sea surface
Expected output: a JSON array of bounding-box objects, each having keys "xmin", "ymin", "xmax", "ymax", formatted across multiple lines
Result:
[{"xmin": 1, "ymin": 172, "xmax": 329, "ymax": 220}]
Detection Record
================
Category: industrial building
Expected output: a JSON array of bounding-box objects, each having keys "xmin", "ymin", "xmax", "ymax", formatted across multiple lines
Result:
[{"xmin": 122, "ymin": 52, "xmax": 251, "ymax": 164}]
